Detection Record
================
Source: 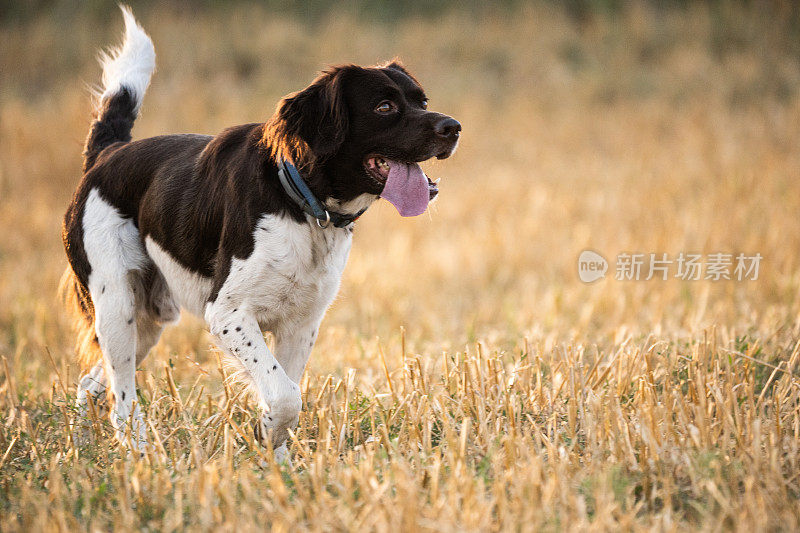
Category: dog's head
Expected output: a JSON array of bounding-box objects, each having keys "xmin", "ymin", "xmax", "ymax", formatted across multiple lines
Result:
[{"xmin": 266, "ymin": 61, "xmax": 460, "ymax": 217}]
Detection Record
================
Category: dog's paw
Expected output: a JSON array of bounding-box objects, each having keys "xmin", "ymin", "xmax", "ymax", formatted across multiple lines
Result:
[
  {"xmin": 254, "ymin": 389, "xmax": 301, "ymax": 448},
  {"xmin": 267, "ymin": 386, "xmax": 302, "ymax": 426},
  {"xmin": 253, "ymin": 425, "xmax": 293, "ymax": 469},
  {"xmin": 110, "ymin": 404, "xmax": 149, "ymax": 453},
  {"xmin": 273, "ymin": 443, "xmax": 292, "ymax": 466}
]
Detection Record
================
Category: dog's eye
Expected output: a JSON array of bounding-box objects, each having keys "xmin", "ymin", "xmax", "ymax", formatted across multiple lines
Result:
[
  {"xmin": 375, "ymin": 101, "xmax": 397, "ymax": 114},
  {"xmin": 421, "ymin": 98, "xmax": 428, "ymax": 110}
]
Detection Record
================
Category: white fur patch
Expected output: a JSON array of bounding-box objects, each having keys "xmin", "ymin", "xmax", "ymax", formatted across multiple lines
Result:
[
  {"xmin": 97, "ymin": 6, "xmax": 156, "ymax": 112},
  {"xmin": 208, "ymin": 214, "xmax": 353, "ymax": 331},
  {"xmin": 83, "ymin": 188, "xmax": 148, "ymax": 277},
  {"xmin": 145, "ymin": 237, "xmax": 213, "ymax": 317}
]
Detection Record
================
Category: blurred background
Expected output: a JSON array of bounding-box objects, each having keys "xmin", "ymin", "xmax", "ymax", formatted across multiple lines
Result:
[{"xmin": 1, "ymin": 0, "xmax": 799, "ymax": 383}]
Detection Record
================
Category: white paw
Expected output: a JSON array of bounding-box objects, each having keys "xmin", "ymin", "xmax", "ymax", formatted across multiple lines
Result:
[
  {"xmin": 273, "ymin": 443, "xmax": 292, "ymax": 466},
  {"xmin": 255, "ymin": 386, "xmax": 302, "ymax": 447},
  {"xmin": 111, "ymin": 406, "xmax": 148, "ymax": 452},
  {"xmin": 257, "ymin": 442, "xmax": 292, "ymax": 468},
  {"xmin": 114, "ymin": 429, "xmax": 149, "ymax": 453}
]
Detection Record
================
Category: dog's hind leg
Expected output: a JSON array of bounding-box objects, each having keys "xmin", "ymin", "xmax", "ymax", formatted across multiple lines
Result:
[
  {"xmin": 75, "ymin": 264, "xmax": 175, "ymax": 440},
  {"xmin": 81, "ymin": 188, "xmax": 150, "ymax": 449},
  {"xmin": 89, "ymin": 275, "xmax": 144, "ymax": 448},
  {"xmin": 76, "ymin": 314, "xmax": 164, "ymax": 420}
]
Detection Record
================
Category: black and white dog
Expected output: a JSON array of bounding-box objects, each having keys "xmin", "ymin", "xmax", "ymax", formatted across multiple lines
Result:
[{"xmin": 61, "ymin": 7, "xmax": 460, "ymax": 459}]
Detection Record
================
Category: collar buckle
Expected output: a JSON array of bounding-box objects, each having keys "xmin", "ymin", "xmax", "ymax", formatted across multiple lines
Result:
[{"xmin": 316, "ymin": 210, "xmax": 331, "ymax": 229}]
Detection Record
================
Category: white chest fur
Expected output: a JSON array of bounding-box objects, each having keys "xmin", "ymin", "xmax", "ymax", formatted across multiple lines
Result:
[{"xmin": 207, "ymin": 214, "xmax": 353, "ymax": 331}]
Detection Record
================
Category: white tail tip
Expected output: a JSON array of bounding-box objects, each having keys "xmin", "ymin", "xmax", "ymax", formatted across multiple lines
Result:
[{"xmin": 97, "ymin": 5, "xmax": 156, "ymax": 112}]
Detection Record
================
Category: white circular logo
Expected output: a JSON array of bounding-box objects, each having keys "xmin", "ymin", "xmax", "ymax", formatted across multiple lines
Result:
[{"xmin": 578, "ymin": 250, "xmax": 608, "ymax": 283}]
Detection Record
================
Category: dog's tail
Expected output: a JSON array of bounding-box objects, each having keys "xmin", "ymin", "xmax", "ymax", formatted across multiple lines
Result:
[{"xmin": 83, "ymin": 6, "xmax": 155, "ymax": 173}]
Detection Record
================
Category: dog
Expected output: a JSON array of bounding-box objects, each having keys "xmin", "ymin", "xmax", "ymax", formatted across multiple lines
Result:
[{"xmin": 60, "ymin": 7, "xmax": 460, "ymax": 459}]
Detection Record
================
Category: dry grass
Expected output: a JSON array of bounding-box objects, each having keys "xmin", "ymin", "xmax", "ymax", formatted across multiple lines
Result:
[{"xmin": 2, "ymin": 2, "xmax": 800, "ymax": 530}]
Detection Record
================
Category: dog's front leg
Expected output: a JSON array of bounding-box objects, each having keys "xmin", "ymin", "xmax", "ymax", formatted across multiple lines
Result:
[
  {"xmin": 274, "ymin": 320, "xmax": 321, "ymax": 383},
  {"xmin": 205, "ymin": 304, "xmax": 302, "ymax": 452},
  {"xmin": 262, "ymin": 320, "xmax": 321, "ymax": 461}
]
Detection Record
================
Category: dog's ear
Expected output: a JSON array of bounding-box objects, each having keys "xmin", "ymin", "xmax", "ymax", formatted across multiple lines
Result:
[
  {"xmin": 378, "ymin": 57, "xmax": 422, "ymax": 87},
  {"xmin": 382, "ymin": 59, "xmax": 421, "ymax": 85},
  {"xmin": 383, "ymin": 59, "xmax": 408, "ymax": 74},
  {"xmin": 271, "ymin": 67, "xmax": 351, "ymax": 159}
]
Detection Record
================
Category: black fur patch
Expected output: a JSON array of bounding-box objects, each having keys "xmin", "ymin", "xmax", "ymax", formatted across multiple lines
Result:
[{"xmin": 83, "ymin": 88, "xmax": 137, "ymax": 173}]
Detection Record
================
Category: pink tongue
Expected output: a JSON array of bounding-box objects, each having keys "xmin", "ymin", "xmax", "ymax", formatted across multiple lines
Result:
[{"xmin": 379, "ymin": 161, "xmax": 429, "ymax": 216}]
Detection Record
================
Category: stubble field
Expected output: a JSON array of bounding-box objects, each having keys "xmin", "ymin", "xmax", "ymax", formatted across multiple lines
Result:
[{"xmin": 1, "ymin": 2, "xmax": 800, "ymax": 530}]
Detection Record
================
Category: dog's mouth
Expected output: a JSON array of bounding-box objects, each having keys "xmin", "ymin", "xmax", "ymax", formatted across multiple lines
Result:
[{"xmin": 364, "ymin": 156, "xmax": 439, "ymax": 217}]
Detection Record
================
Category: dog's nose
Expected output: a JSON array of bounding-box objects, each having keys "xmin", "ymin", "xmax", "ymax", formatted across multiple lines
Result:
[{"xmin": 434, "ymin": 117, "xmax": 461, "ymax": 140}]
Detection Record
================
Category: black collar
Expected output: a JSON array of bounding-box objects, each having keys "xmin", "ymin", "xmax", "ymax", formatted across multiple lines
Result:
[{"xmin": 276, "ymin": 160, "xmax": 367, "ymax": 228}]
